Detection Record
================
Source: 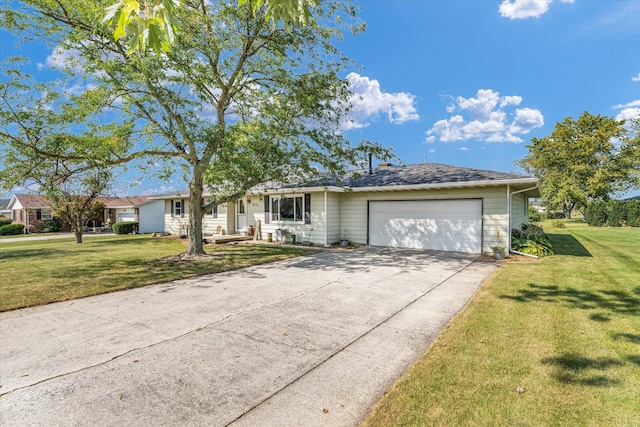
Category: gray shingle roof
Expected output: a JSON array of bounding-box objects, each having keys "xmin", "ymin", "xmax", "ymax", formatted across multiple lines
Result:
[
  {"xmin": 152, "ymin": 163, "xmax": 536, "ymax": 199},
  {"xmin": 287, "ymin": 163, "xmax": 531, "ymax": 189}
]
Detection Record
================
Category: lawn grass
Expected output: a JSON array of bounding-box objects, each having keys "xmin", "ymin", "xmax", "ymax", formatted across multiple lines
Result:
[
  {"xmin": 0, "ymin": 235, "xmax": 313, "ymax": 311},
  {"xmin": 363, "ymin": 221, "xmax": 640, "ymax": 426}
]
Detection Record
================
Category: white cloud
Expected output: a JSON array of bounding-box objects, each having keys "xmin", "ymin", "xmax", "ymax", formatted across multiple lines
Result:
[
  {"xmin": 428, "ymin": 148, "xmax": 436, "ymax": 153},
  {"xmin": 343, "ymin": 73, "xmax": 419, "ymax": 130},
  {"xmin": 510, "ymin": 108, "xmax": 545, "ymax": 133},
  {"xmin": 499, "ymin": 0, "xmax": 574, "ymax": 20},
  {"xmin": 632, "ymin": 73, "xmax": 640, "ymax": 82},
  {"xmin": 616, "ymin": 108, "xmax": 640, "ymax": 122},
  {"xmin": 613, "ymin": 100, "xmax": 640, "ymax": 126},
  {"xmin": 426, "ymin": 89, "xmax": 544, "ymax": 143},
  {"xmin": 614, "ymin": 100, "xmax": 640, "ymax": 109},
  {"xmin": 458, "ymin": 147, "xmax": 469, "ymax": 151},
  {"xmin": 40, "ymin": 46, "xmax": 84, "ymax": 74}
]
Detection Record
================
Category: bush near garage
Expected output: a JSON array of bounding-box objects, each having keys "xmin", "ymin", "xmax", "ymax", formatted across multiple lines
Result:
[
  {"xmin": 0, "ymin": 219, "xmax": 12, "ymax": 227},
  {"xmin": 511, "ymin": 223, "xmax": 554, "ymax": 256},
  {"xmin": 0, "ymin": 224, "xmax": 25, "ymax": 235},
  {"xmin": 112, "ymin": 221, "xmax": 138, "ymax": 234}
]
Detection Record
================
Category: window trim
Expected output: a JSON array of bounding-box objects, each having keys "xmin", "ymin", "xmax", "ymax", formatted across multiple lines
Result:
[
  {"xmin": 270, "ymin": 194, "xmax": 311, "ymax": 224},
  {"xmin": 172, "ymin": 199, "xmax": 185, "ymax": 218},
  {"xmin": 204, "ymin": 200, "xmax": 218, "ymax": 218},
  {"xmin": 40, "ymin": 209, "xmax": 53, "ymax": 220}
]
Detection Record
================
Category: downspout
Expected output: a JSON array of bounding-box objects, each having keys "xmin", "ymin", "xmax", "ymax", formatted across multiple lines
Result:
[
  {"xmin": 25, "ymin": 208, "xmax": 30, "ymax": 234},
  {"xmin": 509, "ymin": 184, "xmax": 540, "ymax": 254},
  {"xmin": 506, "ymin": 185, "xmax": 510, "ymax": 252},
  {"xmin": 324, "ymin": 190, "xmax": 329, "ymax": 247}
]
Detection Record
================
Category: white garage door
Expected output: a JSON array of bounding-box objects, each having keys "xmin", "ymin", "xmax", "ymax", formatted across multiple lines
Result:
[
  {"xmin": 368, "ymin": 199, "xmax": 482, "ymax": 253},
  {"xmin": 117, "ymin": 213, "xmax": 135, "ymax": 223}
]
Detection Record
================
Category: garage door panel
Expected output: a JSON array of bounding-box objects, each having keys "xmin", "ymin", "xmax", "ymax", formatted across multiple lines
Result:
[{"xmin": 369, "ymin": 200, "xmax": 482, "ymax": 253}]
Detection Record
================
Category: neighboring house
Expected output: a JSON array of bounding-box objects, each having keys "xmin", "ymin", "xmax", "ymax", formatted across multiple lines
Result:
[
  {"xmin": 154, "ymin": 162, "xmax": 540, "ymax": 254},
  {"xmin": 99, "ymin": 196, "xmax": 165, "ymax": 234},
  {"xmin": 7, "ymin": 194, "xmax": 59, "ymax": 233},
  {"xmin": 0, "ymin": 198, "xmax": 10, "ymax": 218},
  {"xmin": 6, "ymin": 193, "xmax": 165, "ymax": 234}
]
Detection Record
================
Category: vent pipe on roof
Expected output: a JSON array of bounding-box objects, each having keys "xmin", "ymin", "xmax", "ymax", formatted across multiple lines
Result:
[{"xmin": 368, "ymin": 153, "xmax": 373, "ymax": 175}]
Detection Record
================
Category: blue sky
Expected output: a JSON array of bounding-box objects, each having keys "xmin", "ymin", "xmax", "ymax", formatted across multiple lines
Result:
[{"xmin": 2, "ymin": 0, "xmax": 640, "ymax": 198}]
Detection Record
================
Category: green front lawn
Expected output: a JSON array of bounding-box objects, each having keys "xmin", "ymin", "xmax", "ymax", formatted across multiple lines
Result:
[
  {"xmin": 0, "ymin": 235, "xmax": 313, "ymax": 311},
  {"xmin": 364, "ymin": 221, "xmax": 640, "ymax": 426}
]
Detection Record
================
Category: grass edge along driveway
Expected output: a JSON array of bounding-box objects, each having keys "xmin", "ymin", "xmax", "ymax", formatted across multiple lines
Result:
[
  {"xmin": 363, "ymin": 221, "xmax": 640, "ymax": 427},
  {"xmin": 0, "ymin": 235, "xmax": 313, "ymax": 312}
]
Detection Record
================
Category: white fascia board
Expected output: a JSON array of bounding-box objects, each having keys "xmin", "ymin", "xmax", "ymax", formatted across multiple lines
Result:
[
  {"xmin": 344, "ymin": 178, "xmax": 539, "ymax": 193},
  {"xmin": 7, "ymin": 195, "xmax": 21, "ymax": 210},
  {"xmin": 255, "ymin": 179, "xmax": 538, "ymax": 195}
]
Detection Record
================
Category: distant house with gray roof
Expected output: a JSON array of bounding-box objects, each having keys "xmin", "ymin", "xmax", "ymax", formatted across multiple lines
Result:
[{"xmin": 153, "ymin": 162, "xmax": 540, "ymax": 254}]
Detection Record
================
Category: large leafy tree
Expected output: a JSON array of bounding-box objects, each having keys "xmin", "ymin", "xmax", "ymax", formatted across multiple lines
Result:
[
  {"xmin": 517, "ymin": 111, "xmax": 640, "ymax": 218},
  {"xmin": 104, "ymin": 0, "xmax": 319, "ymax": 53},
  {"xmin": 0, "ymin": 1, "xmax": 391, "ymax": 255}
]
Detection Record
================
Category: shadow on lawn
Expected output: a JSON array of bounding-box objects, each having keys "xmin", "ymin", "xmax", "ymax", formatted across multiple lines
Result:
[
  {"xmin": 503, "ymin": 285, "xmax": 640, "ymax": 386},
  {"xmin": 500, "ymin": 283, "xmax": 640, "ymax": 317},
  {"xmin": 546, "ymin": 233, "xmax": 592, "ymax": 257},
  {"xmin": 541, "ymin": 353, "xmax": 623, "ymax": 387},
  {"xmin": 0, "ymin": 248, "xmax": 74, "ymax": 261}
]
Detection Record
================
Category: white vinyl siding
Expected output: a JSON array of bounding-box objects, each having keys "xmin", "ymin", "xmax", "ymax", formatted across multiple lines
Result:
[
  {"xmin": 163, "ymin": 199, "xmax": 234, "ymax": 235},
  {"xmin": 510, "ymin": 193, "xmax": 528, "ymax": 231},
  {"xmin": 202, "ymin": 203, "xmax": 232, "ymax": 235},
  {"xmin": 138, "ymin": 200, "xmax": 165, "ymax": 234}
]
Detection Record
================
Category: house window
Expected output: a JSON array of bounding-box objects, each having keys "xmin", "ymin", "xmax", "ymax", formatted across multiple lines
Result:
[
  {"xmin": 264, "ymin": 196, "xmax": 270, "ymax": 224},
  {"xmin": 171, "ymin": 199, "xmax": 185, "ymax": 218},
  {"xmin": 40, "ymin": 209, "xmax": 53, "ymax": 220},
  {"xmin": 270, "ymin": 194, "xmax": 311, "ymax": 224},
  {"xmin": 204, "ymin": 200, "xmax": 218, "ymax": 218},
  {"xmin": 19, "ymin": 210, "xmax": 23, "ymax": 222}
]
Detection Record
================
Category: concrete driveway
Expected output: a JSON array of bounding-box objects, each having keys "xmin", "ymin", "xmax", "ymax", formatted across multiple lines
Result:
[{"xmin": 0, "ymin": 247, "xmax": 497, "ymax": 426}]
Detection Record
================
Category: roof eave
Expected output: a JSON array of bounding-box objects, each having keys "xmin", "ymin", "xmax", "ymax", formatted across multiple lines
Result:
[{"xmin": 257, "ymin": 178, "xmax": 539, "ymax": 194}]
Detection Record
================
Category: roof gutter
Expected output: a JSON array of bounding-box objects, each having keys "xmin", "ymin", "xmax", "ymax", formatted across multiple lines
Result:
[{"xmin": 254, "ymin": 178, "xmax": 539, "ymax": 195}]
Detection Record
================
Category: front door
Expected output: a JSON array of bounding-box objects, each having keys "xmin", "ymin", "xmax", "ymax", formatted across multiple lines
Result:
[{"xmin": 236, "ymin": 199, "xmax": 246, "ymax": 232}]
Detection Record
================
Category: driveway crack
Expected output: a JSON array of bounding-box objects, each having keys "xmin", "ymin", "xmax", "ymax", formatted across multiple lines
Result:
[{"xmin": 0, "ymin": 277, "xmax": 345, "ymax": 397}]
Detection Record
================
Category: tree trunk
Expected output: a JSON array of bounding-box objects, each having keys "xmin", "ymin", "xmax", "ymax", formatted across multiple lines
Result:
[
  {"xmin": 74, "ymin": 221, "xmax": 83, "ymax": 244},
  {"xmin": 187, "ymin": 166, "xmax": 206, "ymax": 255},
  {"xmin": 563, "ymin": 202, "xmax": 574, "ymax": 219}
]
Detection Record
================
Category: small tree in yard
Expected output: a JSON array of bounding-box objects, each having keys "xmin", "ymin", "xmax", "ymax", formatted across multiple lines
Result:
[
  {"xmin": 0, "ymin": 135, "xmax": 112, "ymax": 243},
  {"xmin": 47, "ymin": 170, "xmax": 110, "ymax": 244}
]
